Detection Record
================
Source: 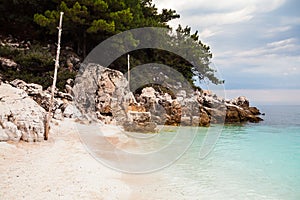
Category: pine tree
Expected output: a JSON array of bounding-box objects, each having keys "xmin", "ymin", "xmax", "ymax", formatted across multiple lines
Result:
[{"xmin": 34, "ymin": 0, "xmax": 134, "ymax": 56}]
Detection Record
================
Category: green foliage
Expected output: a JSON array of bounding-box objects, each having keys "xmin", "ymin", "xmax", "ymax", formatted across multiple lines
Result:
[
  {"xmin": 1, "ymin": 68, "xmax": 76, "ymax": 91},
  {"xmin": 0, "ymin": 46, "xmax": 20, "ymax": 59},
  {"xmin": 0, "ymin": 0, "xmax": 56, "ymax": 38},
  {"xmin": 14, "ymin": 45, "xmax": 54, "ymax": 72},
  {"xmin": 0, "ymin": 45, "xmax": 76, "ymax": 90},
  {"xmin": 87, "ymin": 20, "xmax": 115, "ymax": 33},
  {"xmin": 1, "ymin": 0, "xmax": 223, "ymax": 90},
  {"xmin": 34, "ymin": 0, "xmax": 136, "ymax": 56},
  {"xmin": 109, "ymin": 25, "xmax": 223, "ymax": 88},
  {"xmin": 56, "ymin": 69, "xmax": 77, "ymax": 90},
  {"xmin": 1, "ymin": 68, "xmax": 53, "ymax": 89},
  {"xmin": 173, "ymin": 25, "xmax": 224, "ymax": 85},
  {"xmin": 33, "ymin": 0, "xmax": 179, "ymax": 57}
]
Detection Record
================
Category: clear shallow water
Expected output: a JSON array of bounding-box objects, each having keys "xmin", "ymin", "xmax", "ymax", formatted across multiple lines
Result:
[{"xmin": 161, "ymin": 105, "xmax": 300, "ymax": 200}]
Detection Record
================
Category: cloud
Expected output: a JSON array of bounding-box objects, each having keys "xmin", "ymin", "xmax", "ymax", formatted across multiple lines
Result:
[
  {"xmin": 154, "ymin": 0, "xmax": 286, "ymax": 26},
  {"xmin": 188, "ymin": 7, "xmax": 255, "ymax": 26},
  {"xmin": 225, "ymin": 89, "xmax": 300, "ymax": 105},
  {"xmin": 199, "ymin": 28, "xmax": 221, "ymax": 39},
  {"xmin": 264, "ymin": 26, "xmax": 292, "ymax": 37},
  {"xmin": 280, "ymin": 16, "xmax": 300, "ymax": 25},
  {"xmin": 216, "ymin": 52, "xmax": 300, "ymax": 77},
  {"xmin": 267, "ymin": 38, "xmax": 297, "ymax": 48},
  {"xmin": 233, "ymin": 38, "xmax": 299, "ymax": 57},
  {"xmin": 153, "ymin": 0, "xmax": 300, "ymax": 91},
  {"xmin": 154, "ymin": 0, "xmax": 285, "ymax": 13},
  {"xmin": 212, "ymin": 37, "xmax": 300, "ymax": 85}
]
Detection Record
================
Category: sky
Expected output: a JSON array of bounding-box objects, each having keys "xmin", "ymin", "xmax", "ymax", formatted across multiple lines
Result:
[{"xmin": 153, "ymin": 0, "xmax": 300, "ymax": 105}]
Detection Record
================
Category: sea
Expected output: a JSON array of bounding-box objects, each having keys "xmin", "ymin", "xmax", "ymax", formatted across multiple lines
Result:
[
  {"xmin": 78, "ymin": 105, "xmax": 300, "ymax": 199},
  {"xmin": 158, "ymin": 105, "xmax": 300, "ymax": 200}
]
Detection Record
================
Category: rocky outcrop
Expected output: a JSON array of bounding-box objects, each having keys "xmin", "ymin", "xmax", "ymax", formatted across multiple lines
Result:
[
  {"xmin": 73, "ymin": 63, "xmax": 134, "ymax": 125},
  {"xmin": 5, "ymin": 64, "xmax": 262, "ymax": 136},
  {"xmin": 0, "ymin": 36, "xmax": 31, "ymax": 50},
  {"xmin": 225, "ymin": 96, "xmax": 262, "ymax": 123},
  {"xmin": 133, "ymin": 87, "xmax": 262, "ymax": 127},
  {"xmin": 70, "ymin": 61, "xmax": 263, "ymax": 129},
  {"xmin": 0, "ymin": 84, "xmax": 46, "ymax": 142},
  {"xmin": 0, "ymin": 62, "xmax": 264, "ymax": 141},
  {"xmin": 9, "ymin": 79, "xmax": 79, "ymax": 120}
]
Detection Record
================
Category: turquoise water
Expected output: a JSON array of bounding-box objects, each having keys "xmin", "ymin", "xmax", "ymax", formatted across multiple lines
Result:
[{"xmin": 162, "ymin": 105, "xmax": 300, "ymax": 199}]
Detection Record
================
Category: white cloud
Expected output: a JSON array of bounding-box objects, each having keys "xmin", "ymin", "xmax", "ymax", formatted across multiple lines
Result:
[
  {"xmin": 225, "ymin": 89, "xmax": 300, "ymax": 105},
  {"xmin": 188, "ymin": 7, "xmax": 255, "ymax": 26},
  {"xmin": 199, "ymin": 28, "xmax": 221, "ymax": 39},
  {"xmin": 267, "ymin": 38, "xmax": 297, "ymax": 48},
  {"xmin": 240, "ymin": 56, "xmax": 300, "ymax": 76},
  {"xmin": 154, "ymin": 0, "xmax": 285, "ymax": 13},
  {"xmin": 264, "ymin": 26, "xmax": 292, "ymax": 37},
  {"xmin": 212, "ymin": 37, "xmax": 300, "ymax": 79},
  {"xmin": 215, "ymin": 53, "xmax": 300, "ymax": 78},
  {"xmin": 231, "ymin": 38, "xmax": 299, "ymax": 58},
  {"xmin": 153, "ymin": 0, "xmax": 300, "ymax": 89},
  {"xmin": 154, "ymin": 0, "xmax": 286, "ymax": 28},
  {"xmin": 280, "ymin": 17, "xmax": 300, "ymax": 25}
]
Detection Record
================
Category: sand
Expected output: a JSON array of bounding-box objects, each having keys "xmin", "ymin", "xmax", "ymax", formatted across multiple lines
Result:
[{"xmin": 0, "ymin": 119, "xmax": 184, "ymax": 200}]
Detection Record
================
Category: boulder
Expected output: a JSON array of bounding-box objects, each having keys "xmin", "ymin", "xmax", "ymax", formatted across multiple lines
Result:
[
  {"xmin": 10, "ymin": 79, "xmax": 27, "ymax": 89},
  {"xmin": 236, "ymin": 96, "xmax": 249, "ymax": 108},
  {"xmin": 164, "ymin": 100, "xmax": 182, "ymax": 126},
  {"xmin": 0, "ymin": 57, "xmax": 18, "ymax": 69},
  {"xmin": 180, "ymin": 116, "xmax": 191, "ymax": 126},
  {"xmin": 63, "ymin": 104, "xmax": 82, "ymax": 119},
  {"xmin": 95, "ymin": 93, "xmax": 112, "ymax": 115},
  {"xmin": 199, "ymin": 109, "xmax": 210, "ymax": 127},
  {"xmin": 225, "ymin": 106, "xmax": 241, "ymax": 123},
  {"xmin": 224, "ymin": 105, "xmax": 263, "ymax": 124},
  {"xmin": 26, "ymin": 83, "xmax": 43, "ymax": 96},
  {"xmin": 73, "ymin": 63, "xmax": 133, "ymax": 125},
  {"xmin": 53, "ymin": 109, "xmax": 64, "ymax": 120},
  {"xmin": 205, "ymin": 106, "xmax": 226, "ymax": 124},
  {"xmin": 0, "ymin": 83, "xmax": 46, "ymax": 142},
  {"xmin": 57, "ymin": 91, "xmax": 73, "ymax": 101},
  {"xmin": 10, "ymin": 79, "xmax": 74, "ymax": 115},
  {"xmin": 0, "ymin": 127, "xmax": 9, "ymax": 141},
  {"xmin": 0, "ymin": 121, "xmax": 22, "ymax": 141},
  {"xmin": 192, "ymin": 116, "xmax": 201, "ymax": 126},
  {"xmin": 247, "ymin": 107, "xmax": 261, "ymax": 115},
  {"xmin": 140, "ymin": 87, "xmax": 156, "ymax": 99},
  {"xmin": 127, "ymin": 111, "xmax": 151, "ymax": 123}
]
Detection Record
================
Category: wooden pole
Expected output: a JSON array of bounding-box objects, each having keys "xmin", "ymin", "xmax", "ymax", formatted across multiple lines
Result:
[
  {"xmin": 127, "ymin": 54, "xmax": 130, "ymax": 91},
  {"xmin": 44, "ymin": 12, "xmax": 64, "ymax": 140}
]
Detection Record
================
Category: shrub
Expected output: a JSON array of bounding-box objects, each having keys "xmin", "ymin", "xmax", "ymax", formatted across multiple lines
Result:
[
  {"xmin": 14, "ymin": 45, "xmax": 54, "ymax": 72},
  {"xmin": 0, "ymin": 45, "xmax": 20, "ymax": 58},
  {"xmin": 0, "ymin": 44, "xmax": 77, "ymax": 91}
]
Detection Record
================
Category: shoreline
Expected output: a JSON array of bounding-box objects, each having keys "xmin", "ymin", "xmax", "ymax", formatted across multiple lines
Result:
[
  {"xmin": 0, "ymin": 119, "xmax": 189, "ymax": 200},
  {"xmin": 0, "ymin": 119, "xmax": 130, "ymax": 199}
]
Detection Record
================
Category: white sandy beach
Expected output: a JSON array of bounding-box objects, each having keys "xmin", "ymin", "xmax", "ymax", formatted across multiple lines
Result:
[{"xmin": 0, "ymin": 119, "xmax": 181, "ymax": 200}]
